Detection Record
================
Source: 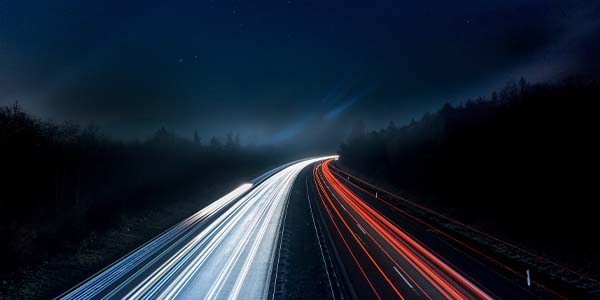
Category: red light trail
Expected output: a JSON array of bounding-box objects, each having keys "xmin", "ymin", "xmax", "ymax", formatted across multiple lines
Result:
[
  {"xmin": 313, "ymin": 159, "xmax": 494, "ymax": 300},
  {"xmin": 326, "ymin": 163, "xmax": 575, "ymax": 300}
]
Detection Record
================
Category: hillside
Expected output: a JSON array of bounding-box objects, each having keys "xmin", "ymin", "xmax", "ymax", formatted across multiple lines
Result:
[
  {"xmin": 338, "ymin": 78, "xmax": 600, "ymax": 274},
  {"xmin": 0, "ymin": 104, "xmax": 287, "ymax": 278}
]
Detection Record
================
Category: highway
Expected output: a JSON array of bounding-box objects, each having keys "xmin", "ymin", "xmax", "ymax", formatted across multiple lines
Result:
[
  {"xmin": 55, "ymin": 156, "xmax": 568, "ymax": 300},
  {"xmin": 56, "ymin": 156, "xmax": 333, "ymax": 300},
  {"xmin": 310, "ymin": 158, "xmax": 560, "ymax": 300}
]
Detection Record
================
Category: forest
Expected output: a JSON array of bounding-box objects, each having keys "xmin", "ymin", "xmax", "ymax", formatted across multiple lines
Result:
[
  {"xmin": 0, "ymin": 104, "xmax": 287, "ymax": 276},
  {"xmin": 338, "ymin": 78, "xmax": 599, "ymax": 269}
]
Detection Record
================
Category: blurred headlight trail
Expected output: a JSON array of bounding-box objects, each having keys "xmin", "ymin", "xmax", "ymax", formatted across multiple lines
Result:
[{"xmin": 57, "ymin": 156, "xmax": 335, "ymax": 300}]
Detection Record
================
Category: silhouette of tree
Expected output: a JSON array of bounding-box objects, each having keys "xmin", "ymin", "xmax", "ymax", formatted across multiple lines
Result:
[
  {"xmin": 349, "ymin": 119, "xmax": 367, "ymax": 141},
  {"xmin": 0, "ymin": 107, "xmax": 287, "ymax": 274},
  {"xmin": 150, "ymin": 126, "xmax": 174, "ymax": 145},
  {"xmin": 234, "ymin": 133, "xmax": 241, "ymax": 147},
  {"xmin": 387, "ymin": 120, "xmax": 396, "ymax": 130},
  {"xmin": 210, "ymin": 135, "xmax": 221, "ymax": 148},
  {"xmin": 194, "ymin": 130, "xmax": 201, "ymax": 144},
  {"xmin": 225, "ymin": 131, "xmax": 235, "ymax": 148},
  {"xmin": 338, "ymin": 78, "xmax": 600, "ymax": 268}
]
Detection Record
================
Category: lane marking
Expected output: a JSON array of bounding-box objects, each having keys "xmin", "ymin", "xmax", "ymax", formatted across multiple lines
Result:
[
  {"xmin": 356, "ymin": 224, "xmax": 367, "ymax": 235},
  {"xmin": 357, "ymin": 236, "xmax": 366, "ymax": 246},
  {"xmin": 393, "ymin": 266, "xmax": 415, "ymax": 290},
  {"xmin": 340, "ymin": 203, "xmax": 349, "ymax": 213},
  {"xmin": 270, "ymin": 175, "xmax": 292, "ymax": 300},
  {"xmin": 306, "ymin": 178, "xmax": 337, "ymax": 300}
]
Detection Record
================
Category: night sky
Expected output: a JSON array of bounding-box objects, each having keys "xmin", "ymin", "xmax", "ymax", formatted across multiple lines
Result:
[{"xmin": 1, "ymin": 0, "xmax": 598, "ymax": 145}]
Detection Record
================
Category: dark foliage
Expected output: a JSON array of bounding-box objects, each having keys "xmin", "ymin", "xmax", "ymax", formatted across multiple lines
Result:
[
  {"xmin": 339, "ymin": 78, "xmax": 600, "ymax": 263},
  {"xmin": 0, "ymin": 105, "xmax": 285, "ymax": 274}
]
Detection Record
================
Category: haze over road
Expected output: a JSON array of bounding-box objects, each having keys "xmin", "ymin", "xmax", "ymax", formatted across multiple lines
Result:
[{"xmin": 56, "ymin": 157, "xmax": 334, "ymax": 300}]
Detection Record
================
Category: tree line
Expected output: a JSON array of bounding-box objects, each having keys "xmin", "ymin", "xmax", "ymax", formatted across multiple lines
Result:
[
  {"xmin": 0, "ymin": 104, "xmax": 286, "ymax": 274},
  {"xmin": 338, "ymin": 78, "xmax": 599, "ymax": 266}
]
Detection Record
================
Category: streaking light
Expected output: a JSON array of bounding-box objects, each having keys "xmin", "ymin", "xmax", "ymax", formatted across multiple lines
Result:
[{"xmin": 57, "ymin": 157, "xmax": 335, "ymax": 300}]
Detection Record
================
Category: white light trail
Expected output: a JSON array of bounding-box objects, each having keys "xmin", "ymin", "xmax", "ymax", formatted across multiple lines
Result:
[{"xmin": 57, "ymin": 156, "xmax": 335, "ymax": 300}]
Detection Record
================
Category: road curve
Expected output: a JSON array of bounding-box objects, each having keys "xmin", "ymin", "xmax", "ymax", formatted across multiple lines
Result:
[
  {"xmin": 56, "ymin": 156, "xmax": 334, "ymax": 300},
  {"xmin": 311, "ymin": 158, "xmax": 552, "ymax": 300}
]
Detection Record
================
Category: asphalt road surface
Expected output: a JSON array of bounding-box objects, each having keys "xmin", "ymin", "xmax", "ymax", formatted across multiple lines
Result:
[{"xmin": 309, "ymin": 158, "xmax": 563, "ymax": 300}]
